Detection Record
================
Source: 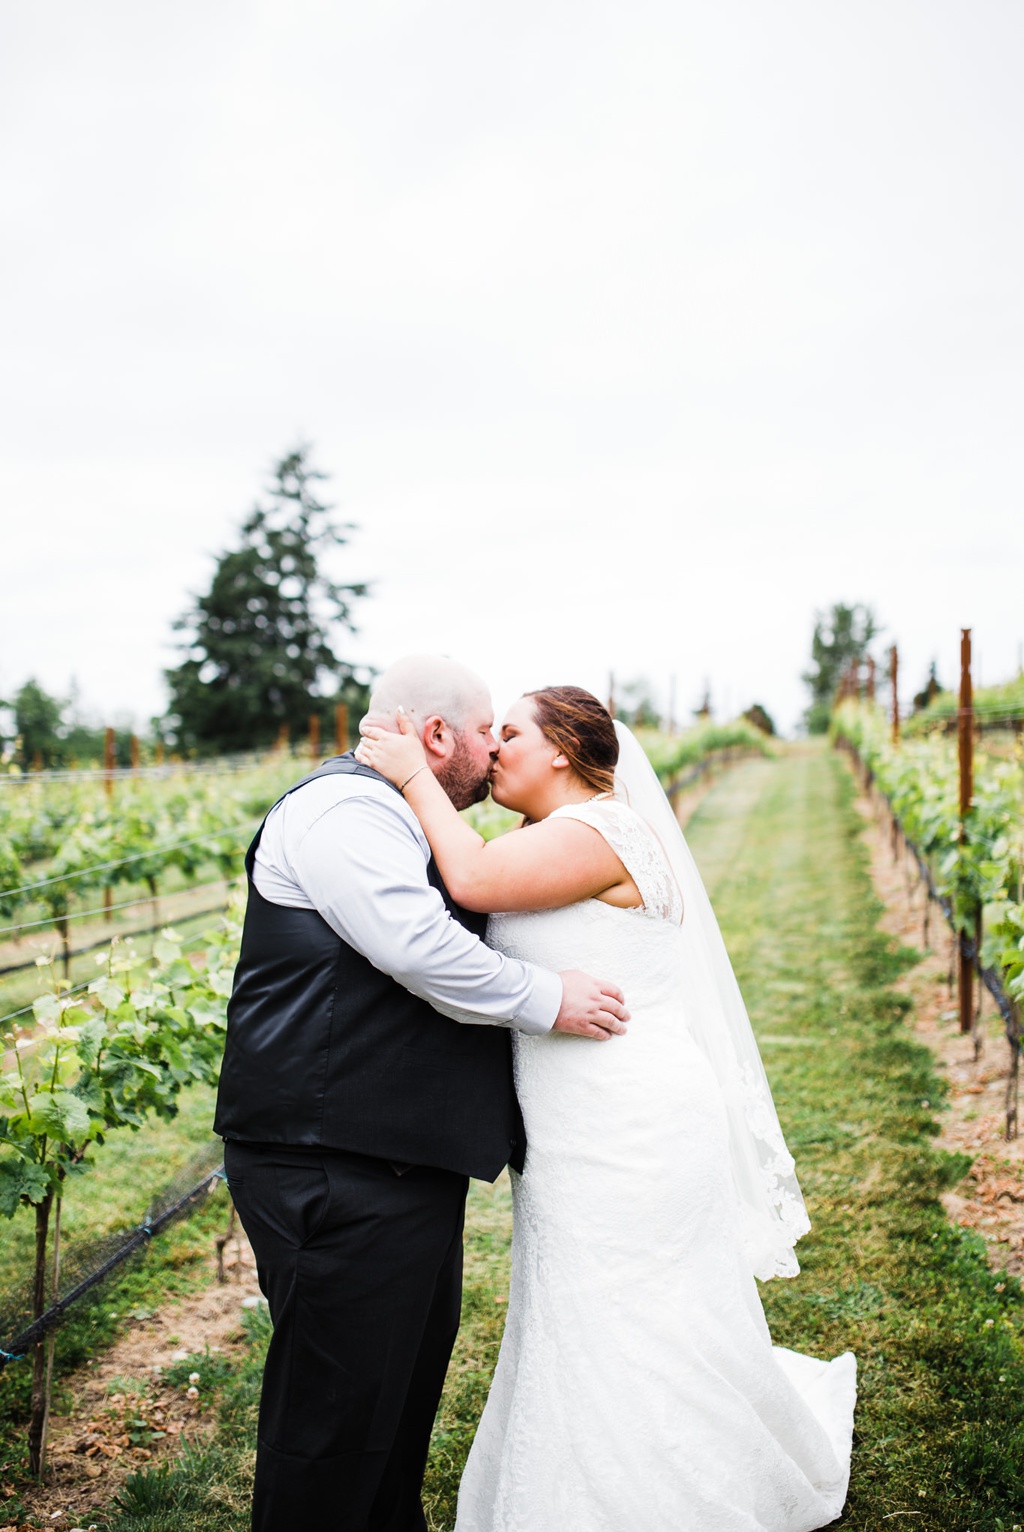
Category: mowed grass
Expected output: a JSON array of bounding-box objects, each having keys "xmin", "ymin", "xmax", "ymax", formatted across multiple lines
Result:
[
  {"xmin": 100, "ymin": 745, "xmax": 1024, "ymax": 1529},
  {"xmin": 709, "ymin": 747, "xmax": 1024, "ymax": 1530}
]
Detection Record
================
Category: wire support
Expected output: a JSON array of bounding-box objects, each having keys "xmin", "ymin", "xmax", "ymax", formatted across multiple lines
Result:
[
  {"xmin": 0, "ymin": 901, "xmax": 234, "ymax": 988},
  {"xmin": 0, "ymin": 825, "xmax": 252, "ymax": 903},
  {"xmin": 0, "ymin": 750, "xmax": 308, "ymax": 788},
  {"xmin": 0, "ymin": 1164, "xmax": 227, "ymax": 1370},
  {"xmin": 0, "ymin": 979, "xmax": 95, "ymax": 1032},
  {"xmin": 0, "ymin": 878, "xmax": 234, "ymax": 939}
]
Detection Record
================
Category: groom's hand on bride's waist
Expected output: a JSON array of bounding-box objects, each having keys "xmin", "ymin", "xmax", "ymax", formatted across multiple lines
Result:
[{"xmin": 553, "ymin": 971, "xmax": 629, "ymax": 1040}]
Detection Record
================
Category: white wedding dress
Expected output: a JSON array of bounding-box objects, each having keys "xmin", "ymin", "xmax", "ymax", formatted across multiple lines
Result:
[{"xmin": 455, "ymin": 798, "xmax": 856, "ymax": 1532}]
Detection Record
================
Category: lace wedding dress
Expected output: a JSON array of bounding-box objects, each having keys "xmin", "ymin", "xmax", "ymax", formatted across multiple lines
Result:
[{"xmin": 455, "ymin": 798, "xmax": 856, "ymax": 1532}]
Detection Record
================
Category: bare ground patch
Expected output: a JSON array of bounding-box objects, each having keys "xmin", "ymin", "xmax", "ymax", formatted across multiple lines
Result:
[
  {"xmin": 2, "ymin": 1233, "xmax": 261, "ymax": 1531},
  {"xmin": 857, "ymin": 786, "xmax": 1024, "ymax": 1276}
]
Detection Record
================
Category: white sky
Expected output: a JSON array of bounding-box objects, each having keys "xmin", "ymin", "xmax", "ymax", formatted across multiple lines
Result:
[{"xmin": 2, "ymin": 0, "xmax": 1022, "ymax": 735}]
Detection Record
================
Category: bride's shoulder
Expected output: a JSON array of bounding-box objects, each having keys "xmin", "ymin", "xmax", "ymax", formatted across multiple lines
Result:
[
  {"xmin": 550, "ymin": 796, "xmax": 624, "ymax": 826},
  {"xmin": 550, "ymin": 797, "xmax": 680, "ymax": 920},
  {"xmin": 549, "ymin": 796, "xmax": 655, "ymax": 850}
]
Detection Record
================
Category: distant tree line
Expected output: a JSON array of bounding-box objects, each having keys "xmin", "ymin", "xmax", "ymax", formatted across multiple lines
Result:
[
  {"xmin": 802, "ymin": 602, "xmax": 945, "ymax": 732},
  {"xmin": 0, "ymin": 680, "xmax": 131, "ymax": 771},
  {"xmin": 2, "ymin": 447, "xmax": 372, "ymax": 767}
]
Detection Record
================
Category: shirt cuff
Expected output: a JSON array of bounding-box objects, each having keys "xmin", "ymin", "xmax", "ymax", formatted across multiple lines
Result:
[{"xmin": 513, "ymin": 965, "xmax": 561, "ymax": 1035}]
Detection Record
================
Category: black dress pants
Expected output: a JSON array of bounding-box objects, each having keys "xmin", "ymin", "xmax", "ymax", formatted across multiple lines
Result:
[{"xmin": 223, "ymin": 1142, "xmax": 469, "ymax": 1532}]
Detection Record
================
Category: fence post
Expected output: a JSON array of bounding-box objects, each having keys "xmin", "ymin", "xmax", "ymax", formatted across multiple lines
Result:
[
  {"xmin": 867, "ymin": 656, "xmax": 876, "ymax": 702},
  {"xmin": 129, "ymin": 734, "xmax": 140, "ymax": 770},
  {"xmin": 308, "ymin": 714, "xmax": 321, "ymax": 762},
  {"xmin": 958, "ymin": 628, "xmax": 974, "ymax": 1036},
  {"xmin": 890, "ymin": 646, "xmax": 900, "ymax": 747},
  {"xmin": 103, "ymin": 728, "xmax": 116, "ymax": 924},
  {"xmin": 103, "ymin": 729, "xmax": 116, "ymax": 795},
  {"xmin": 335, "ymin": 703, "xmax": 349, "ymax": 755}
]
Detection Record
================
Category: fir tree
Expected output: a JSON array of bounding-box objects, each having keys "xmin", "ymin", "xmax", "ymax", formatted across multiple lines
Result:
[{"xmin": 165, "ymin": 448, "xmax": 369, "ymax": 754}]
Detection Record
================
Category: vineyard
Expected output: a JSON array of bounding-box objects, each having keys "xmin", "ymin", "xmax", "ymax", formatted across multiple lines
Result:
[
  {"xmin": 0, "ymin": 720, "xmax": 768, "ymax": 1491},
  {"xmin": 831, "ymin": 665, "xmax": 1024, "ymax": 1135},
  {"xmin": 0, "ymin": 756, "xmax": 305, "ymax": 981},
  {"xmin": 2, "ymin": 693, "xmax": 1023, "ymax": 1528}
]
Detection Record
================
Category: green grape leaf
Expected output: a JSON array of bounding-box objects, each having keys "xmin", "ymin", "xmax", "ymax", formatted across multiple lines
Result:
[
  {"xmin": 27, "ymin": 1089, "xmax": 92, "ymax": 1143},
  {"xmin": 0, "ymin": 1155, "xmax": 51, "ymax": 1216},
  {"xmin": 32, "ymin": 993, "xmax": 60, "ymax": 1026},
  {"xmin": 89, "ymin": 979, "xmax": 125, "ymax": 1011}
]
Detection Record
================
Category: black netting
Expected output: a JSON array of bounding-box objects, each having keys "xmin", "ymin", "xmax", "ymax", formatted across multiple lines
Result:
[{"xmin": 0, "ymin": 1141, "xmax": 226, "ymax": 1368}]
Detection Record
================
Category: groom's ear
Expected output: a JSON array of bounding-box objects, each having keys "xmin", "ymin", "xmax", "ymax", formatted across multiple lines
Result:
[{"xmin": 422, "ymin": 714, "xmax": 451, "ymax": 759}]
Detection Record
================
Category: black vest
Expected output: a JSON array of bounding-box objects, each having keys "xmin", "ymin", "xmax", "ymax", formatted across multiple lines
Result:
[{"xmin": 213, "ymin": 755, "xmax": 525, "ymax": 1182}]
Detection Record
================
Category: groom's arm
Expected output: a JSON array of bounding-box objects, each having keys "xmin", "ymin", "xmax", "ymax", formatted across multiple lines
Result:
[
  {"xmin": 262, "ymin": 779, "xmax": 557, "ymax": 1032},
  {"xmin": 257, "ymin": 774, "xmax": 627, "ymax": 1039}
]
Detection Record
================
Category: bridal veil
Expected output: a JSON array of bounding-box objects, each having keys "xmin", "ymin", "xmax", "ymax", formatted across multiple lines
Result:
[{"xmin": 612, "ymin": 721, "xmax": 810, "ymax": 1280}]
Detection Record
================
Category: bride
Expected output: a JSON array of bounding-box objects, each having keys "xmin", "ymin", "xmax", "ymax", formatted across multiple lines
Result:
[{"xmin": 356, "ymin": 685, "xmax": 856, "ymax": 1532}]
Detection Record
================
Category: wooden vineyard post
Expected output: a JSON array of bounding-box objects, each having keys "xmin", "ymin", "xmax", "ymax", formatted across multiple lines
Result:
[
  {"xmin": 887, "ymin": 647, "xmax": 901, "ymax": 862},
  {"xmin": 103, "ymin": 728, "xmax": 116, "ymax": 794},
  {"xmin": 129, "ymin": 733, "xmax": 140, "ymax": 770},
  {"xmin": 103, "ymin": 727, "xmax": 116, "ymax": 925},
  {"xmin": 308, "ymin": 713, "xmax": 321, "ymax": 762},
  {"xmin": 866, "ymin": 656, "xmax": 876, "ymax": 703},
  {"xmin": 890, "ymin": 646, "xmax": 900, "ymax": 747},
  {"xmin": 1008, "ymin": 1001, "xmax": 1022, "ymax": 1141},
  {"xmin": 275, "ymin": 724, "xmax": 289, "ymax": 755},
  {"xmin": 958, "ymin": 628, "xmax": 974, "ymax": 1036},
  {"xmin": 335, "ymin": 702, "xmax": 349, "ymax": 755}
]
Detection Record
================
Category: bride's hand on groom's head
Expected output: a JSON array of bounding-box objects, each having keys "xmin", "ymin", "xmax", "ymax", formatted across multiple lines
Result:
[{"xmin": 355, "ymin": 709, "xmax": 429, "ymax": 790}]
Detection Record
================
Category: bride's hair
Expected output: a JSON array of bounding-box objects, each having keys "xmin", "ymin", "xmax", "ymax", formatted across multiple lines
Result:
[{"xmin": 524, "ymin": 686, "xmax": 618, "ymax": 795}]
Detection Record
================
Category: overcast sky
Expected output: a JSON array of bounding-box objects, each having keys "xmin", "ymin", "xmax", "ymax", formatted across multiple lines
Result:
[{"xmin": 2, "ymin": 0, "xmax": 1021, "ymax": 735}]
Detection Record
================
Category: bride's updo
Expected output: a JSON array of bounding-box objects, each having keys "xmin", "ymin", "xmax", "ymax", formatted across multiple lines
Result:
[{"xmin": 525, "ymin": 686, "xmax": 618, "ymax": 796}]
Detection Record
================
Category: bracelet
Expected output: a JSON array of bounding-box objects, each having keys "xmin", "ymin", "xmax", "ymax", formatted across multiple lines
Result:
[{"xmin": 400, "ymin": 764, "xmax": 428, "ymax": 794}]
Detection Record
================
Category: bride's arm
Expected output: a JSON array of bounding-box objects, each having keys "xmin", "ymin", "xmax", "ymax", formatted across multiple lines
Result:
[{"xmin": 356, "ymin": 723, "xmax": 626, "ymax": 915}]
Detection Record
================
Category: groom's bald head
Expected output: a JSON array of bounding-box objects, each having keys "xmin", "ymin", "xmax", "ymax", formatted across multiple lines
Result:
[
  {"xmin": 362, "ymin": 656, "xmax": 496, "ymax": 809},
  {"xmin": 363, "ymin": 655, "xmax": 491, "ymax": 734}
]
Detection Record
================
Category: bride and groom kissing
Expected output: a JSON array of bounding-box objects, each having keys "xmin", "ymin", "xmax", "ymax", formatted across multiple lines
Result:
[{"xmin": 214, "ymin": 655, "xmax": 856, "ymax": 1532}]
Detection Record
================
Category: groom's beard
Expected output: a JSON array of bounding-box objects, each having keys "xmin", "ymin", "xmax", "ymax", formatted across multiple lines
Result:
[{"xmin": 438, "ymin": 731, "xmax": 493, "ymax": 811}]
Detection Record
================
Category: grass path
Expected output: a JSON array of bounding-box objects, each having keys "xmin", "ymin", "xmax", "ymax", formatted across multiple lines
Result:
[
  {"xmin": 101, "ymin": 744, "xmax": 1024, "ymax": 1530},
  {"xmin": 705, "ymin": 745, "xmax": 1024, "ymax": 1529}
]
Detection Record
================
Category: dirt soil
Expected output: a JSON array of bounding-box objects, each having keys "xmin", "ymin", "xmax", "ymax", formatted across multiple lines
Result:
[
  {"xmin": 2, "ymin": 1233, "xmax": 261, "ymax": 1531},
  {"xmin": 857, "ymin": 787, "xmax": 1024, "ymax": 1276}
]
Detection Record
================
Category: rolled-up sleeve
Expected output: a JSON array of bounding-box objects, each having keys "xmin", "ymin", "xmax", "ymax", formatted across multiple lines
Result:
[{"xmin": 289, "ymin": 792, "xmax": 559, "ymax": 1034}]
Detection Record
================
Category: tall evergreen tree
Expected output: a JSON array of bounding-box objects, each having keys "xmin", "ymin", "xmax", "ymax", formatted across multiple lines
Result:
[
  {"xmin": 165, "ymin": 448, "xmax": 369, "ymax": 754},
  {"xmin": 802, "ymin": 603, "xmax": 878, "ymax": 734},
  {"xmin": 10, "ymin": 679, "xmax": 65, "ymax": 768}
]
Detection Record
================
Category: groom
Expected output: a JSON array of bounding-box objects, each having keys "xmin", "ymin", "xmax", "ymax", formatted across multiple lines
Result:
[{"xmin": 214, "ymin": 655, "xmax": 629, "ymax": 1532}]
